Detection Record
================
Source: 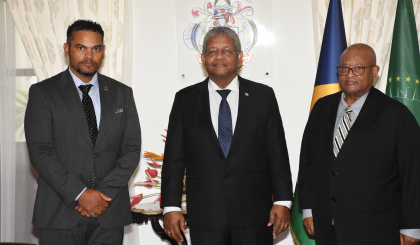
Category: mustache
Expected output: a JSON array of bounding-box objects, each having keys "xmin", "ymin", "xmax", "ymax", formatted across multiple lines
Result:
[{"xmin": 80, "ymin": 59, "xmax": 97, "ymax": 65}]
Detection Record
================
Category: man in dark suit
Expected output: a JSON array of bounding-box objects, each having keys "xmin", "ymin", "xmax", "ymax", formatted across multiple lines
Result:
[
  {"xmin": 24, "ymin": 19, "xmax": 141, "ymax": 244},
  {"xmin": 297, "ymin": 43, "xmax": 420, "ymax": 245},
  {"xmin": 161, "ymin": 27, "xmax": 293, "ymax": 244}
]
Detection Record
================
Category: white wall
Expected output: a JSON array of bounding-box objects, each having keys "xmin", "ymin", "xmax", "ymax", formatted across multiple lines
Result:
[{"xmin": 130, "ymin": 1, "xmax": 316, "ymax": 244}]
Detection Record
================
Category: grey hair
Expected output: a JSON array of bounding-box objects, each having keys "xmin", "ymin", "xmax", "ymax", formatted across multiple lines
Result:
[{"xmin": 202, "ymin": 27, "xmax": 242, "ymax": 55}]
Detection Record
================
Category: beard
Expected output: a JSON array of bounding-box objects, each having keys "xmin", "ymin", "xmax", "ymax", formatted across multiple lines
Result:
[
  {"xmin": 76, "ymin": 66, "xmax": 97, "ymax": 77},
  {"xmin": 68, "ymin": 51, "xmax": 99, "ymax": 78}
]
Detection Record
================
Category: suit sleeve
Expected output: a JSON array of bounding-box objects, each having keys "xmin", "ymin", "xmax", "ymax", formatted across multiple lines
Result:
[
  {"xmin": 96, "ymin": 88, "xmax": 141, "ymax": 200},
  {"xmin": 297, "ymin": 99, "xmax": 321, "ymax": 211},
  {"xmin": 398, "ymin": 106, "xmax": 420, "ymax": 229},
  {"xmin": 160, "ymin": 92, "xmax": 187, "ymax": 209},
  {"xmin": 297, "ymin": 123, "xmax": 311, "ymax": 210},
  {"xmin": 24, "ymin": 84, "xmax": 86, "ymax": 207},
  {"xmin": 267, "ymin": 88, "xmax": 293, "ymax": 202}
]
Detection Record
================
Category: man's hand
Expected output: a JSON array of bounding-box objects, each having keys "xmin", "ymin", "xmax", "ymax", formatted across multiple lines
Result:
[
  {"xmin": 76, "ymin": 188, "xmax": 111, "ymax": 218},
  {"xmin": 267, "ymin": 205, "xmax": 290, "ymax": 235},
  {"xmin": 303, "ymin": 217, "xmax": 315, "ymax": 235},
  {"xmin": 163, "ymin": 211, "xmax": 188, "ymax": 242},
  {"xmin": 400, "ymin": 233, "xmax": 420, "ymax": 245}
]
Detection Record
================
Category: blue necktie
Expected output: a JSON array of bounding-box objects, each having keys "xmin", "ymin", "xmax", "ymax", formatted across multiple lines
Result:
[{"xmin": 217, "ymin": 90, "xmax": 232, "ymax": 158}]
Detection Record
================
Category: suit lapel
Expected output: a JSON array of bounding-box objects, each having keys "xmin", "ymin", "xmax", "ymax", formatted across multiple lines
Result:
[
  {"xmin": 336, "ymin": 88, "xmax": 381, "ymax": 160},
  {"xmin": 230, "ymin": 76, "xmax": 251, "ymax": 150},
  {"xmin": 95, "ymin": 74, "xmax": 114, "ymax": 147},
  {"xmin": 195, "ymin": 79, "xmax": 221, "ymax": 150},
  {"xmin": 58, "ymin": 69, "xmax": 93, "ymax": 149}
]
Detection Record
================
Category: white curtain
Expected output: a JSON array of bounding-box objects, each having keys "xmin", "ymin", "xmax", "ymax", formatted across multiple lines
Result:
[
  {"xmin": 5, "ymin": 0, "xmax": 127, "ymax": 83},
  {"xmin": 312, "ymin": 0, "xmax": 420, "ymax": 92},
  {"xmin": 0, "ymin": 2, "xmax": 17, "ymax": 241}
]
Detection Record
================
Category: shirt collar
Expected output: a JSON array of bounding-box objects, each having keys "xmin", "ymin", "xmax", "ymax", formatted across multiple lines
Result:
[
  {"xmin": 208, "ymin": 76, "xmax": 239, "ymax": 93},
  {"xmin": 339, "ymin": 90, "xmax": 369, "ymax": 117},
  {"xmin": 69, "ymin": 67, "xmax": 99, "ymax": 88}
]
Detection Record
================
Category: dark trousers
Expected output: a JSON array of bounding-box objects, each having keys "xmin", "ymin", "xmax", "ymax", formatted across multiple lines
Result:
[
  {"xmin": 326, "ymin": 225, "xmax": 339, "ymax": 245},
  {"xmin": 39, "ymin": 216, "xmax": 124, "ymax": 245},
  {"xmin": 190, "ymin": 224, "xmax": 273, "ymax": 245}
]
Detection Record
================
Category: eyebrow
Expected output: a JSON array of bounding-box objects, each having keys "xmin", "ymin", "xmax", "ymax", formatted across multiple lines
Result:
[
  {"xmin": 340, "ymin": 63, "xmax": 364, "ymax": 66},
  {"xmin": 75, "ymin": 44, "xmax": 103, "ymax": 48},
  {"xmin": 207, "ymin": 45, "xmax": 233, "ymax": 49}
]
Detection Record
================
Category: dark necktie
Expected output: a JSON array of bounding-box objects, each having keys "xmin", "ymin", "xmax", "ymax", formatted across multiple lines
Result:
[
  {"xmin": 217, "ymin": 90, "xmax": 232, "ymax": 158},
  {"xmin": 79, "ymin": 84, "xmax": 98, "ymax": 188},
  {"xmin": 78, "ymin": 84, "xmax": 98, "ymax": 147},
  {"xmin": 333, "ymin": 106, "xmax": 353, "ymax": 157}
]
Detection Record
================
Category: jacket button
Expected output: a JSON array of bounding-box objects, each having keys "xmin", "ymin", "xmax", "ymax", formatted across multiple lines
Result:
[
  {"xmin": 218, "ymin": 155, "xmax": 224, "ymax": 159},
  {"xmin": 224, "ymin": 173, "xmax": 229, "ymax": 179},
  {"xmin": 93, "ymin": 154, "xmax": 98, "ymax": 158},
  {"xmin": 331, "ymin": 197, "xmax": 337, "ymax": 202}
]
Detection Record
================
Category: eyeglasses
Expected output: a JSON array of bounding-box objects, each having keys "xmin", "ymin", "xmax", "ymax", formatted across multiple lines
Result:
[
  {"xmin": 336, "ymin": 65, "xmax": 376, "ymax": 76},
  {"xmin": 206, "ymin": 49, "xmax": 240, "ymax": 57}
]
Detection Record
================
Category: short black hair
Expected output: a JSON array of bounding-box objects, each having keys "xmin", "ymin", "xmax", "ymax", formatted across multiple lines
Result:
[{"xmin": 66, "ymin": 19, "xmax": 104, "ymax": 45}]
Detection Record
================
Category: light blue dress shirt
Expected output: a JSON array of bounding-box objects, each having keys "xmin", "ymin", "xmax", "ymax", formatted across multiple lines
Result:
[{"xmin": 69, "ymin": 68, "xmax": 101, "ymax": 129}]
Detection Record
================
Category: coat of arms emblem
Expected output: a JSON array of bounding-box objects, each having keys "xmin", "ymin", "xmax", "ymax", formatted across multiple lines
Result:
[{"xmin": 183, "ymin": 0, "xmax": 259, "ymax": 71}]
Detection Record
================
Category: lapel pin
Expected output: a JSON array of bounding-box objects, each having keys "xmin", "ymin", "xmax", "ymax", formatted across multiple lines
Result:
[
  {"xmin": 245, "ymin": 92, "xmax": 249, "ymax": 96},
  {"xmin": 104, "ymin": 86, "xmax": 109, "ymax": 91}
]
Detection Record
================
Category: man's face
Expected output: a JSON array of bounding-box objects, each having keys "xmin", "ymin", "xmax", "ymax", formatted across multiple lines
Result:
[
  {"xmin": 201, "ymin": 34, "xmax": 243, "ymax": 82},
  {"xmin": 338, "ymin": 48, "xmax": 379, "ymax": 99},
  {"xmin": 64, "ymin": 30, "xmax": 105, "ymax": 82}
]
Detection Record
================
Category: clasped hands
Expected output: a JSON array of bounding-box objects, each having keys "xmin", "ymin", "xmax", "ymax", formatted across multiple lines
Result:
[{"xmin": 75, "ymin": 188, "xmax": 111, "ymax": 218}]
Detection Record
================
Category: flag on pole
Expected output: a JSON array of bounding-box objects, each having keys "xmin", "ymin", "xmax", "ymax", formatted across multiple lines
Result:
[
  {"xmin": 291, "ymin": 0, "xmax": 347, "ymax": 244},
  {"xmin": 386, "ymin": 0, "xmax": 420, "ymax": 124}
]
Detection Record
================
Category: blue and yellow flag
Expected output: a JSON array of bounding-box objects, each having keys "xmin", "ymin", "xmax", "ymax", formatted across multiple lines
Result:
[
  {"xmin": 291, "ymin": 0, "xmax": 347, "ymax": 244},
  {"xmin": 310, "ymin": 0, "xmax": 347, "ymax": 111}
]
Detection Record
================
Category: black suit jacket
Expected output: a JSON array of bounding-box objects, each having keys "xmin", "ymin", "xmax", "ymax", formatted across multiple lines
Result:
[
  {"xmin": 298, "ymin": 87, "xmax": 420, "ymax": 245},
  {"xmin": 161, "ymin": 76, "xmax": 293, "ymax": 230},
  {"xmin": 25, "ymin": 69, "xmax": 141, "ymax": 229}
]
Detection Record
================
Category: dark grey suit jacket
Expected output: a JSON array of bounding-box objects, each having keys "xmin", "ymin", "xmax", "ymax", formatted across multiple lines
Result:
[
  {"xmin": 25, "ymin": 68, "xmax": 141, "ymax": 229},
  {"xmin": 161, "ymin": 76, "xmax": 293, "ymax": 230},
  {"xmin": 298, "ymin": 88, "xmax": 420, "ymax": 245}
]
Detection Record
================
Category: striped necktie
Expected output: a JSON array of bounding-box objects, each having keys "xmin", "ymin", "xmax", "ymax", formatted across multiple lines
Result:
[{"xmin": 333, "ymin": 106, "xmax": 353, "ymax": 157}]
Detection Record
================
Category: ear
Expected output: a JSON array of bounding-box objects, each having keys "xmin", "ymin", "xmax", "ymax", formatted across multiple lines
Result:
[
  {"xmin": 102, "ymin": 45, "xmax": 106, "ymax": 54},
  {"xmin": 372, "ymin": 65, "xmax": 380, "ymax": 79},
  {"xmin": 64, "ymin": 43, "xmax": 69, "ymax": 57},
  {"xmin": 201, "ymin": 53, "xmax": 206, "ymax": 70},
  {"xmin": 237, "ymin": 52, "xmax": 243, "ymax": 67}
]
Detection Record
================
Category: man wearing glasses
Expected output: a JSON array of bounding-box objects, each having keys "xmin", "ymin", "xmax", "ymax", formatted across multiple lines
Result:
[
  {"xmin": 161, "ymin": 27, "xmax": 293, "ymax": 244},
  {"xmin": 297, "ymin": 43, "xmax": 420, "ymax": 245}
]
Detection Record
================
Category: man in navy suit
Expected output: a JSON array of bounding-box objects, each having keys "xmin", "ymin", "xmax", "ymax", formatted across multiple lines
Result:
[{"xmin": 161, "ymin": 27, "xmax": 293, "ymax": 244}]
